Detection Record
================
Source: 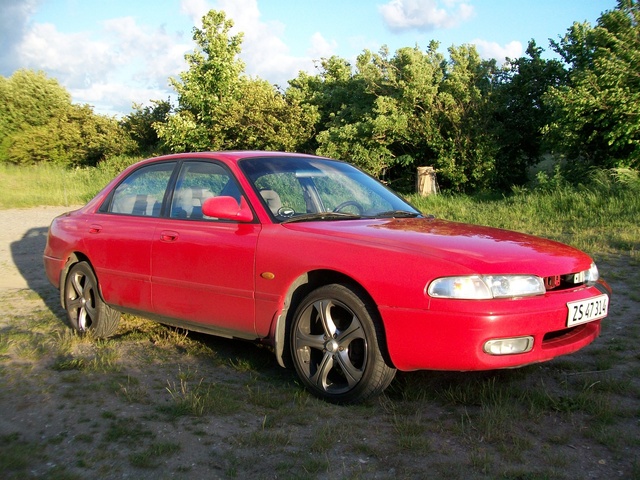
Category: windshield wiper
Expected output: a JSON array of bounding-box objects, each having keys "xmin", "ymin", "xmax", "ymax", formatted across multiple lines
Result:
[
  {"xmin": 281, "ymin": 212, "xmax": 361, "ymax": 224},
  {"xmin": 372, "ymin": 210, "xmax": 421, "ymax": 218}
]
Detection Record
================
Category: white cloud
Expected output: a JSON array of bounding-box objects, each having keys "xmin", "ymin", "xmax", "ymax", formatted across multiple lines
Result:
[
  {"xmin": 210, "ymin": 0, "xmax": 316, "ymax": 86},
  {"xmin": 180, "ymin": 0, "xmax": 211, "ymax": 25},
  {"xmin": 20, "ymin": 23, "xmax": 115, "ymax": 87},
  {"xmin": 68, "ymin": 82, "xmax": 171, "ymax": 117},
  {"xmin": 15, "ymin": 15, "xmax": 190, "ymax": 116},
  {"xmin": 473, "ymin": 39, "xmax": 522, "ymax": 63},
  {"xmin": 102, "ymin": 17, "xmax": 190, "ymax": 85},
  {"xmin": 308, "ymin": 32, "xmax": 338, "ymax": 60},
  {"xmin": 379, "ymin": 0, "xmax": 474, "ymax": 32},
  {"xmin": 0, "ymin": 0, "xmax": 43, "ymax": 73},
  {"xmin": 5, "ymin": 0, "xmax": 324, "ymax": 115}
]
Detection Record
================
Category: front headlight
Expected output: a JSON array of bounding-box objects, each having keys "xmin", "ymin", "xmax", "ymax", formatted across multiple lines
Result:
[
  {"xmin": 585, "ymin": 263, "xmax": 599, "ymax": 284},
  {"xmin": 428, "ymin": 275, "xmax": 546, "ymax": 299}
]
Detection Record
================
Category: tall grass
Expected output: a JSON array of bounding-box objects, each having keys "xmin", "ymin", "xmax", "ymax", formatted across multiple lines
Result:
[
  {"xmin": 1, "ymin": 159, "xmax": 638, "ymax": 258},
  {"xmin": 409, "ymin": 168, "xmax": 640, "ymax": 257},
  {"xmin": 0, "ymin": 155, "xmax": 142, "ymax": 209}
]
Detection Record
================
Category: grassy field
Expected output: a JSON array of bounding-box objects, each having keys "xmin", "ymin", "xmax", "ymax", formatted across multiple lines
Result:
[
  {"xmin": 0, "ymin": 157, "xmax": 141, "ymax": 209},
  {"xmin": 1, "ymin": 162, "xmax": 639, "ymax": 479},
  {"xmin": 2, "ymin": 162, "xmax": 639, "ymax": 260}
]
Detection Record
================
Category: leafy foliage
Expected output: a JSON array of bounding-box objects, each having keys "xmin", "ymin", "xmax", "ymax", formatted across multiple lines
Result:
[
  {"xmin": 545, "ymin": 0, "xmax": 640, "ymax": 171},
  {"xmin": 0, "ymin": 70, "xmax": 134, "ymax": 166},
  {"xmin": 491, "ymin": 41, "xmax": 566, "ymax": 189},
  {"xmin": 121, "ymin": 100, "xmax": 172, "ymax": 154},
  {"xmin": 1, "ymin": 3, "xmax": 639, "ymax": 191},
  {"xmin": 297, "ymin": 43, "xmax": 500, "ymax": 191},
  {"xmin": 155, "ymin": 10, "xmax": 317, "ymax": 153}
]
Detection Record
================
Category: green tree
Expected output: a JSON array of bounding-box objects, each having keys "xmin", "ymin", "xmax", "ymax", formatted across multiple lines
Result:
[
  {"xmin": 427, "ymin": 44, "xmax": 499, "ymax": 191},
  {"xmin": 121, "ymin": 99, "xmax": 172, "ymax": 154},
  {"xmin": 308, "ymin": 43, "xmax": 500, "ymax": 191},
  {"xmin": 310, "ymin": 51, "xmax": 402, "ymax": 178},
  {"xmin": 0, "ymin": 70, "xmax": 70, "ymax": 161},
  {"xmin": 0, "ymin": 69, "xmax": 134, "ymax": 166},
  {"xmin": 491, "ymin": 41, "xmax": 566, "ymax": 189},
  {"xmin": 544, "ymin": 0, "xmax": 640, "ymax": 170},
  {"xmin": 156, "ymin": 10, "xmax": 316, "ymax": 152},
  {"xmin": 7, "ymin": 103, "xmax": 134, "ymax": 166}
]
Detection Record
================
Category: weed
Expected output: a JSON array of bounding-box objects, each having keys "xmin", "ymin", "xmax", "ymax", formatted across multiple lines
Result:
[
  {"xmin": 0, "ymin": 334, "xmax": 13, "ymax": 355},
  {"xmin": 391, "ymin": 412, "xmax": 430, "ymax": 452},
  {"xmin": 104, "ymin": 417, "xmax": 155, "ymax": 445},
  {"xmin": 52, "ymin": 357, "xmax": 86, "ymax": 371},
  {"xmin": 309, "ymin": 424, "xmax": 339, "ymax": 453},
  {"xmin": 74, "ymin": 433, "xmax": 94, "ymax": 444},
  {"xmin": 0, "ymin": 433, "xmax": 43, "ymax": 472},
  {"xmin": 128, "ymin": 441, "xmax": 181, "ymax": 468},
  {"xmin": 116, "ymin": 375, "xmax": 150, "ymax": 404},
  {"xmin": 243, "ymin": 429, "xmax": 291, "ymax": 449},
  {"xmin": 584, "ymin": 424, "xmax": 623, "ymax": 450},
  {"xmin": 247, "ymin": 385, "xmax": 289, "ymax": 409},
  {"xmin": 469, "ymin": 447, "xmax": 493, "ymax": 475},
  {"xmin": 100, "ymin": 411, "xmax": 116, "ymax": 420},
  {"xmin": 301, "ymin": 455, "xmax": 330, "ymax": 475},
  {"xmin": 161, "ymin": 373, "xmax": 241, "ymax": 417}
]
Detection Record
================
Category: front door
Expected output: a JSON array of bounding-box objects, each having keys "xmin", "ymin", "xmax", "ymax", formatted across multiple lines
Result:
[{"xmin": 150, "ymin": 160, "xmax": 260, "ymax": 336}]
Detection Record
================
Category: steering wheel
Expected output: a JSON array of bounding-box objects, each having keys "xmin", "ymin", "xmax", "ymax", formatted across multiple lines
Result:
[{"xmin": 333, "ymin": 200, "xmax": 364, "ymax": 214}]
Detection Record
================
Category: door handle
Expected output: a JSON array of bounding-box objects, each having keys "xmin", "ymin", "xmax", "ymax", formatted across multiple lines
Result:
[
  {"xmin": 160, "ymin": 230, "xmax": 179, "ymax": 242},
  {"xmin": 88, "ymin": 224, "xmax": 102, "ymax": 234}
]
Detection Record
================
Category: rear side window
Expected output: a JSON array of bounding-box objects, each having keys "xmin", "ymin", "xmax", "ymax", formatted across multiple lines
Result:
[{"xmin": 108, "ymin": 162, "xmax": 176, "ymax": 217}]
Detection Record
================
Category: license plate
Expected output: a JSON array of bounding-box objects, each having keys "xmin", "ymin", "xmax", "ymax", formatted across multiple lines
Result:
[{"xmin": 566, "ymin": 295, "xmax": 609, "ymax": 327}]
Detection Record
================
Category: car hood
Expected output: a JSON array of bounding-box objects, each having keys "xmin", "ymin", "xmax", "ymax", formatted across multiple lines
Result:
[{"xmin": 283, "ymin": 217, "xmax": 592, "ymax": 275}]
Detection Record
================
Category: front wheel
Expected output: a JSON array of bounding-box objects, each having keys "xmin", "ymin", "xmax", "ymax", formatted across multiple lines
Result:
[
  {"xmin": 64, "ymin": 262, "xmax": 120, "ymax": 338},
  {"xmin": 290, "ymin": 284, "xmax": 396, "ymax": 404}
]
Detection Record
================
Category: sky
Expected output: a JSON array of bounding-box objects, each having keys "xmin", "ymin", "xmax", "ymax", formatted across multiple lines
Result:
[{"xmin": 1, "ymin": 0, "xmax": 618, "ymax": 117}]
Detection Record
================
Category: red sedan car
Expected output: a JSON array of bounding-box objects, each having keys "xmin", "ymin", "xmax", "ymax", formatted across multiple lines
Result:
[{"xmin": 44, "ymin": 151, "xmax": 611, "ymax": 403}]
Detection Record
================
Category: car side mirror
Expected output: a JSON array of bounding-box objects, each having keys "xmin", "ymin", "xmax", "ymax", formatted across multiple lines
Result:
[{"xmin": 202, "ymin": 196, "xmax": 253, "ymax": 222}]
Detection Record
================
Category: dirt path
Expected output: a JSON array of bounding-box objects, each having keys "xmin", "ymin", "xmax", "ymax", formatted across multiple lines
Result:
[{"xmin": 0, "ymin": 206, "xmax": 77, "ymax": 291}]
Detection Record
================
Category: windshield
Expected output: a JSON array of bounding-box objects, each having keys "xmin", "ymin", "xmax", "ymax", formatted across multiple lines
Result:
[{"xmin": 239, "ymin": 156, "xmax": 421, "ymax": 222}]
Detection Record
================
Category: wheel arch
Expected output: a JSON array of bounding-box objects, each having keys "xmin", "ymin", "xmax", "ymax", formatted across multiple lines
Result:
[{"xmin": 272, "ymin": 269, "xmax": 393, "ymax": 369}]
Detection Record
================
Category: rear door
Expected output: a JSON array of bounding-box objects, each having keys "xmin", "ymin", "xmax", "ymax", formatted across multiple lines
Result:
[
  {"xmin": 151, "ymin": 160, "xmax": 260, "ymax": 336},
  {"xmin": 88, "ymin": 161, "xmax": 176, "ymax": 311}
]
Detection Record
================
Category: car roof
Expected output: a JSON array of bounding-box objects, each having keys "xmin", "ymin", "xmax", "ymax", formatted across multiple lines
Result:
[{"xmin": 140, "ymin": 151, "xmax": 326, "ymax": 166}]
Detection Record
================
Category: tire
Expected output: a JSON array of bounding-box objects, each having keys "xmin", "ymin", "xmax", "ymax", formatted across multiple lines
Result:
[
  {"xmin": 290, "ymin": 284, "xmax": 396, "ymax": 404},
  {"xmin": 64, "ymin": 261, "xmax": 120, "ymax": 338}
]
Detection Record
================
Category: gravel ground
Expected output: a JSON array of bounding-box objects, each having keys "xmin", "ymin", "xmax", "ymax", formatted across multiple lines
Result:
[
  {"xmin": 0, "ymin": 206, "xmax": 638, "ymax": 479},
  {"xmin": 0, "ymin": 205, "xmax": 76, "ymax": 292}
]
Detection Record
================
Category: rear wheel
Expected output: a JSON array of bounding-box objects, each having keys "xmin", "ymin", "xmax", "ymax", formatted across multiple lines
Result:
[
  {"xmin": 290, "ymin": 284, "xmax": 396, "ymax": 404},
  {"xmin": 64, "ymin": 262, "xmax": 120, "ymax": 338}
]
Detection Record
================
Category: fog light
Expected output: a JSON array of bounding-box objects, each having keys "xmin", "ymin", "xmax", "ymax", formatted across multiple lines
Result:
[{"xmin": 483, "ymin": 336, "xmax": 534, "ymax": 355}]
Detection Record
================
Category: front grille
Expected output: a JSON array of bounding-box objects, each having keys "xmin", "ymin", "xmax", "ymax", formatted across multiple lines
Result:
[
  {"xmin": 543, "ymin": 326, "xmax": 578, "ymax": 342},
  {"xmin": 543, "ymin": 273, "xmax": 585, "ymax": 292}
]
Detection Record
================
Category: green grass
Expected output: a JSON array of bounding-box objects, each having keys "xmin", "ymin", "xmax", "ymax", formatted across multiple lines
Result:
[
  {"xmin": 409, "ymin": 167, "xmax": 640, "ymax": 258},
  {"xmin": 160, "ymin": 373, "xmax": 242, "ymax": 418},
  {"xmin": 3, "ymin": 160, "xmax": 638, "ymax": 262},
  {"xmin": 0, "ymin": 156, "xmax": 141, "ymax": 208},
  {"xmin": 1, "ymin": 165, "xmax": 639, "ymax": 478},
  {"xmin": 128, "ymin": 441, "xmax": 181, "ymax": 469},
  {"xmin": 1, "ymin": 293, "xmax": 639, "ymax": 478},
  {"xmin": 0, "ymin": 163, "xmax": 107, "ymax": 208}
]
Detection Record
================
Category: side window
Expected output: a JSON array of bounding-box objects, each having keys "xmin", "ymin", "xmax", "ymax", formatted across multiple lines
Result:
[
  {"xmin": 170, "ymin": 161, "xmax": 242, "ymax": 220},
  {"xmin": 109, "ymin": 162, "xmax": 175, "ymax": 216}
]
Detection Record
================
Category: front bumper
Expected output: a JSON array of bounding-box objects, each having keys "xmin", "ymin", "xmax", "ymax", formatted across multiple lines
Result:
[{"xmin": 381, "ymin": 281, "xmax": 609, "ymax": 371}]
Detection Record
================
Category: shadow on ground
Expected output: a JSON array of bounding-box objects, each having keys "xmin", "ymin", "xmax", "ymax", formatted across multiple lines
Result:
[{"xmin": 11, "ymin": 226, "xmax": 65, "ymax": 318}]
